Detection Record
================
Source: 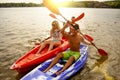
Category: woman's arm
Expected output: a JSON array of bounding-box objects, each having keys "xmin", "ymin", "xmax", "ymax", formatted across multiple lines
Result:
[{"xmin": 50, "ymin": 30, "xmax": 53, "ymax": 37}]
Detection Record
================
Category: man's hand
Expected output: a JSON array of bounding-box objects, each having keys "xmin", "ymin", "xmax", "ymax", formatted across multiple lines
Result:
[{"xmin": 63, "ymin": 21, "xmax": 70, "ymax": 28}]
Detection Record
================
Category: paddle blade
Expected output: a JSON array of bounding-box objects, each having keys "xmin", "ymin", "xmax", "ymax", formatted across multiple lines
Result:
[
  {"xmin": 49, "ymin": 13, "xmax": 56, "ymax": 19},
  {"xmin": 98, "ymin": 49, "xmax": 108, "ymax": 56},
  {"xmin": 72, "ymin": 13, "xmax": 85, "ymax": 23},
  {"xmin": 84, "ymin": 34, "xmax": 94, "ymax": 42},
  {"xmin": 43, "ymin": 0, "xmax": 60, "ymax": 15}
]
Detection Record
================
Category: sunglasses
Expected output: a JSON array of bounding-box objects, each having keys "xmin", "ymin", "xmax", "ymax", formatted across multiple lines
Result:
[{"xmin": 52, "ymin": 23, "xmax": 56, "ymax": 26}]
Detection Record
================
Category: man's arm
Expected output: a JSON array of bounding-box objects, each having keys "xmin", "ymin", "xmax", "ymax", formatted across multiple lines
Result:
[
  {"xmin": 61, "ymin": 22, "xmax": 70, "ymax": 38},
  {"xmin": 81, "ymin": 36, "xmax": 91, "ymax": 45}
]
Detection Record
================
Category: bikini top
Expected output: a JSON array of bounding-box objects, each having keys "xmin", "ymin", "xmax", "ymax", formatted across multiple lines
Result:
[{"xmin": 52, "ymin": 30, "xmax": 61, "ymax": 41}]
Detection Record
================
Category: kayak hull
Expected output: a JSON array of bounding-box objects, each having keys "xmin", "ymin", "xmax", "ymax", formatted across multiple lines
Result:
[
  {"xmin": 20, "ymin": 44, "xmax": 88, "ymax": 80},
  {"xmin": 10, "ymin": 38, "xmax": 69, "ymax": 73}
]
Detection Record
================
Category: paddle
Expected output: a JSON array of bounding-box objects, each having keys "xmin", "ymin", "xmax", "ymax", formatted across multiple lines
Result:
[
  {"xmin": 72, "ymin": 13, "xmax": 85, "ymax": 23},
  {"xmin": 35, "ymin": 37, "xmax": 51, "ymax": 45},
  {"xmin": 49, "ymin": 13, "xmax": 94, "ymax": 42},
  {"xmin": 43, "ymin": 0, "xmax": 68, "ymax": 21},
  {"xmin": 43, "ymin": 0, "xmax": 108, "ymax": 56},
  {"xmin": 49, "ymin": 14, "xmax": 63, "ymax": 23},
  {"xmin": 49, "ymin": 12, "xmax": 85, "ymax": 23},
  {"xmin": 90, "ymin": 41, "xmax": 108, "ymax": 56}
]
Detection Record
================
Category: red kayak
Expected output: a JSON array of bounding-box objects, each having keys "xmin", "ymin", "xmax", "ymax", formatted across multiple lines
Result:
[{"xmin": 10, "ymin": 38, "xmax": 69, "ymax": 73}]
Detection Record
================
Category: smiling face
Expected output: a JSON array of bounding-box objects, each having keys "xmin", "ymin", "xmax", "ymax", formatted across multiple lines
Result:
[
  {"xmin": 69, "ymin": 26, "xmax": 77, "ymax": 36},
  {"xmin": 69, "ymin": 23, "xmax": 79, "ymax": 36}
]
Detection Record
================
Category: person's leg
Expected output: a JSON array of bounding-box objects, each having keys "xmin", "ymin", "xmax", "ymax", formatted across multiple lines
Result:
[
  {"xmin": 47, "ymin": 42, "xmax": 54, "ymax": 52},
  {"xmin": 48, "ymin": 41, "xmax": 61, "ymax": 52},
  {"xmin": 43, "ymin": 53, "xmax": 63, "ymax": 72},
  {"xmin": 56, "ymin": 56, "xmax": 75, "ymax": 75},
  {"xmin": 36, "ymin": 40, "xmax": 50, "ymax": 54}
]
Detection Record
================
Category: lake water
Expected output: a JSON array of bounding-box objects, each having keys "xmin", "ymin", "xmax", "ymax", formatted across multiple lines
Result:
[{"xmin": 0, "ymin": 7, "xmax": 120, "ymax": 80}]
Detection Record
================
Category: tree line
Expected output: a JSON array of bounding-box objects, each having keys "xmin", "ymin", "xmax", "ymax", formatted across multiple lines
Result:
[
  {"xmin": 0, "ymin": 1, "xmax": 120, "ymax": 8},
  {"xmin": 0, "ymin": 3, "xmax": 43, "ymax": 7},
  {"xmin": 57, "ymin": 1, "xmax": 120, "ymax": 8}
]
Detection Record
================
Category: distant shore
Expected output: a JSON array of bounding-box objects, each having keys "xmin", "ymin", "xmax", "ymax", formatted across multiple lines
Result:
[{"xmin": 0, "ymin": 1, "xmax": 120, "ymax": 8}]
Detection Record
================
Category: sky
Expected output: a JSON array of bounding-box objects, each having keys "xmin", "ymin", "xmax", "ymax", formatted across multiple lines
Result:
[{"xmin": 0, "ymin": 0, "xmax": 113, "ymax": 3}]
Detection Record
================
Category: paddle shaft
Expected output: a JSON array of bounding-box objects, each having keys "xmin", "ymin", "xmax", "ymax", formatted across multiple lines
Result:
[
  {"xmin": 41, "ymin": 37, "xmax": 51, "ymax": 43},
  {"xmin": 60, "ymin": 14, "xmax": 68, "ymax": 21}
]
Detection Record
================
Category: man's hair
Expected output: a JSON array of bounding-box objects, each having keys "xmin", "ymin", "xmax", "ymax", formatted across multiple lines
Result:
[
  {"xmin": 73, "ymin": 24, "xmax": 79, "ymax": 30},
  {"xmin": 71, "ymin": 16, "xmax": 75, "ymax": 20}
]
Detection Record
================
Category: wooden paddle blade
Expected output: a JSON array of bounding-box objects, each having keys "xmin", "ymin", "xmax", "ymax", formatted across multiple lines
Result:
[
  {"xmin": 43, "ymin": 0, "xmax": 60, "ymax": 15},
  {"xmin": 49, "ymin": 13, "xmax": 56, "ymax": 19},
  {"xmin": 84, "ymin": 34, "xmax": 94, "ymax": 42},
  {"xmin": 98, "ymin": 49, "xmax": 108, "ymax": 56},
  {"xmin": 72, "ymin": 13, "xmax": 84, "ymax": 23}
]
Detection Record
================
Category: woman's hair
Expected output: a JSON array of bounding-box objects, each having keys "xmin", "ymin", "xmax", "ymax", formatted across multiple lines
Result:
[{"xmin": 51, "ymin": 20, "xmax": 60, "ymax": 34}]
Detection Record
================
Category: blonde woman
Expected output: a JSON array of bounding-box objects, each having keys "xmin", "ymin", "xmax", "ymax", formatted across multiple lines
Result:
[{"xmin": 36, "ymin": 20, "xmax": 62, "ymax": 54}]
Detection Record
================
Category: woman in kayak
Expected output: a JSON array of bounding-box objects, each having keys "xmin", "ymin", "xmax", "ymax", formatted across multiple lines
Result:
[
  {"xmin": 36, "ymin": 20, "xmax": 62, "ymax": 54},
  {"xmin": 43, "ymin": 21, "xmax": 91, "ymax": 75}
]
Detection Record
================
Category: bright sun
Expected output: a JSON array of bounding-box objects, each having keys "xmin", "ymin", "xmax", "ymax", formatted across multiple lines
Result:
[{"xmin": 52, "ymin": 0, "xmax": 66, "ymax": 4}]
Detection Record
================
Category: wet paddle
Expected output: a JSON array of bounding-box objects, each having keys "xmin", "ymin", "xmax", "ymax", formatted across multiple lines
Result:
[
  {"xmin": 49, "ymin": 13, "xmax": 94, "ymax": 42},
  {"xmin": 80, "ymin": 29, "xmax": 108, "ymax": 56},
  {"xmin": 43, "ymin": 0, "xmax": 108, "ymax": 56},
  {"xmin": 90, "ymin": 42, "xmax": 108, "ymax": 56}
]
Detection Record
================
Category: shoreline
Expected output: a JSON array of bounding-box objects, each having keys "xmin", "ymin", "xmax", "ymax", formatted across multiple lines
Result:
[{"xmin": 0, "ymin": 1, "xmax": 120, "ymax": 9}]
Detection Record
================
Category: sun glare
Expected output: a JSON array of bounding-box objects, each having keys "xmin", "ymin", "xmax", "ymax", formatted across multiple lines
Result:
[{"xmin": 52, "ymin": 0, "xmax": 66, "ymax": 4}]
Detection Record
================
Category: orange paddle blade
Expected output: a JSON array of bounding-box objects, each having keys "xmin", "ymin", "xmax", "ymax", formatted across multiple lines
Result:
[
  {"xmin": 49, "ymin": 13, "xmax": 56, "ymax": 19},
  {"xmin": 98, "ymin": 49, "xmax": 108, "ymax": 56},
  {"xmin": 43, "ymin": 0, "xmax": 60, "ymax": 15},
  {"xmin": 84, "ymin": 34, "xmax": 94, "ymax": 42},
  {"xmin": 72, "ymin": 13, "xmax": 84, "ymax": 23}
]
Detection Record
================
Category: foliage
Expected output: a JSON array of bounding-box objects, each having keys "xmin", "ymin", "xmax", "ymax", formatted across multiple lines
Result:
[
  {"xmin": 0, "ymin": 3, "xmax": 43, "ymax": 7},
  {"xmin": 52, "ymin": 1, "xmax": 120, "ymax": 8},
  {"xmin": 0, "ymin": 1, "xmax": 120, "ymax": 8},
  {"xmin": 104, "ymin": 1, "xmax": 120, "ymax": 8}
]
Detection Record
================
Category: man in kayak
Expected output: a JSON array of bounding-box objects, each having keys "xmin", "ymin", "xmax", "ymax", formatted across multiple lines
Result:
[{"xmin": 43, "ymin": 21, "xmax": 91, "ymax": 75}]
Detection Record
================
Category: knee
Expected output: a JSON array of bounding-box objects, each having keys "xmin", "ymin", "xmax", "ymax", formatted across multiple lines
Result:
[
  {"xmin": 69, "ymin": 56, "xmax": 75, "ymax": 61},
  {"xmin": 56, "ymin": 53, "xmax": 63, "ymax": 58},
  {"xmin": 41, "ymin": 42, "xmax": 46, "ymax": 46},
  {"xmin": 43, "ymin": 41, "xmax": 49, "ymax": 45},
  {"xmin": 50, "ymin": 42, "xmax": 54, "ymax": 46}
]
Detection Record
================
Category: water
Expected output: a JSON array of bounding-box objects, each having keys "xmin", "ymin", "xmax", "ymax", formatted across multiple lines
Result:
[{"xmin": 0, "ymin": 7, "xmax": 120, "ymax": 80}]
